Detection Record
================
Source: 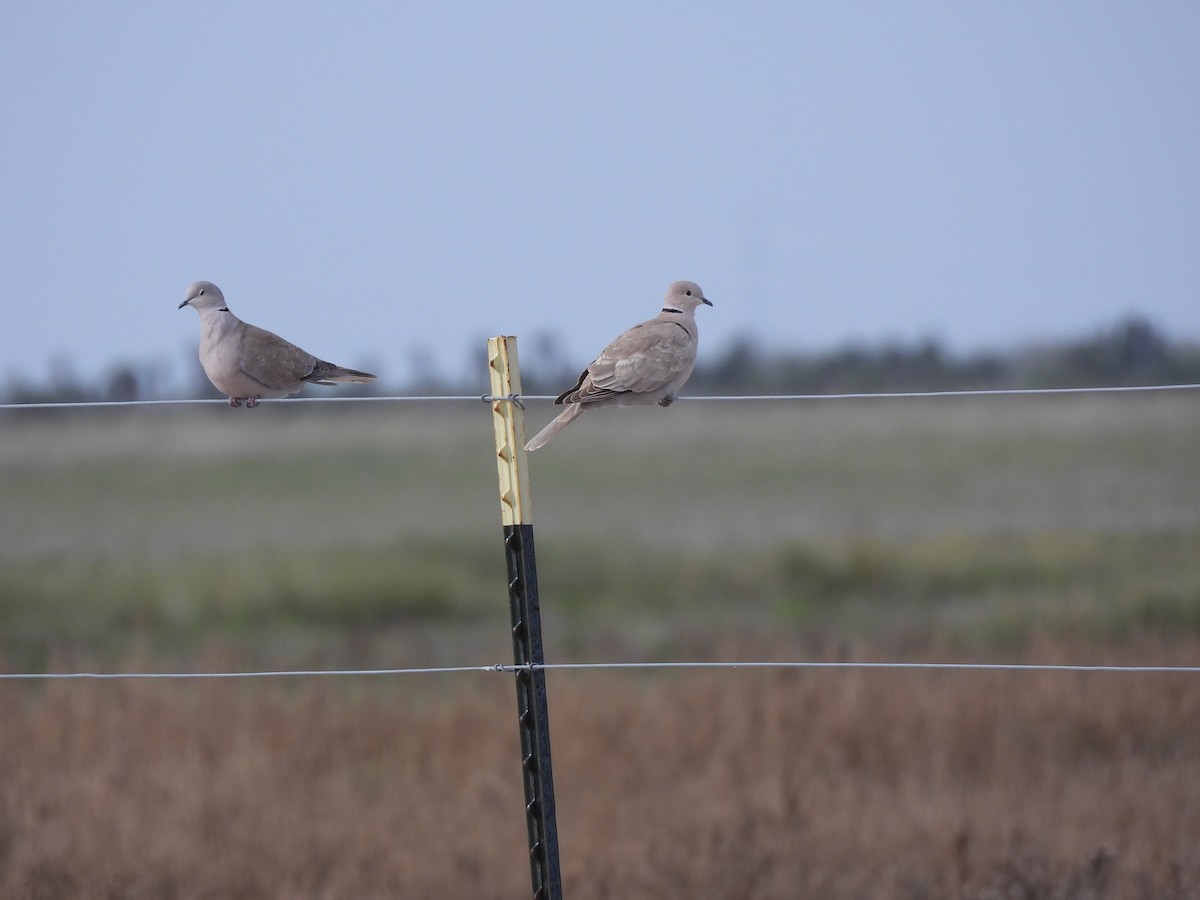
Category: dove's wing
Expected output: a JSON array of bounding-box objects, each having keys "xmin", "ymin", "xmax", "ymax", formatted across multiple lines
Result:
[
  {"xmin": 561, "ymin": 319, "xmax": 696, "ymax": 404},
  {"xmin": 237, "ymin": 324, "xmax": 322, "ymax": 391}
]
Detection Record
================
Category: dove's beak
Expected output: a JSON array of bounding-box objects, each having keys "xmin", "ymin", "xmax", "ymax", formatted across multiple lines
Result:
[
  {"xmin": 178, "ymin": 299, "xmax": 190, "ymax": 309},
  {"xmin": 702, "ymin": 297, "xmax": 713, "ymax": 307}
]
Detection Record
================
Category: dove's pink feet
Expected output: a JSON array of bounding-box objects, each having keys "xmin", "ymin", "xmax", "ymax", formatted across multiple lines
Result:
[
  {"xmin": 245, "ymin": 396, "xmax": 261, "ymax": 408},
  {"xmin": 228, "ymin": 397, "xmax": 242, "ymax": 408}
]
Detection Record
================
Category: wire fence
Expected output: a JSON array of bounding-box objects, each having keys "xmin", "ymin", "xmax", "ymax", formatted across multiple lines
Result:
[
  {"xmin": 3, "ymin": 379, "xmax": 1197, "ymax": 682},
  {"xmin": 2, "ymin": 380, "xmax": 1200, "ymax": 411},
  {"xmin": 3, "ymin": 660, "xmax": 1200, "ymax": 681}
]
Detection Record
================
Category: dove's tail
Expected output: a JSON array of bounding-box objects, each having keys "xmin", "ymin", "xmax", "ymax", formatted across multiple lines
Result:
[
  {"xmin": 308, "ymin": 364, "xmax": 378, "ymax": 386},
  {"xmin": 525, "ymin": 403, "xmax": 585, "ymax": 452}
]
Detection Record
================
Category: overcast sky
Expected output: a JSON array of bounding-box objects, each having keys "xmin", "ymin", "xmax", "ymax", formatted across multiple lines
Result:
[{"xmin": 2, "ymin": 2, "xmax": 1197, "ymax": 391}]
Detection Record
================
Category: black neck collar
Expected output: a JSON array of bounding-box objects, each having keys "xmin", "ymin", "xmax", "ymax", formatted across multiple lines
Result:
[{"xmin": 661, "ymin": 307, "xmax": 682, "ymax": 314}]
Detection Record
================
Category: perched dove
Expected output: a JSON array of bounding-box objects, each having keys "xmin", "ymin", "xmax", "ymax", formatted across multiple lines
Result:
[
  {"xmin": 178, "ymin": 281, "xmax": 377, "ymax": 407},
  {"xmin": 525, "ymin": 280, "xmax": 713, "ymax": 451}
]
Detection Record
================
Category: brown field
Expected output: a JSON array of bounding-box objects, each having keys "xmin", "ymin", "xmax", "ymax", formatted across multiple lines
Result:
[
  {"xmin": 2, "ymin": 638, "xmax": 1198, "ymax": 899},
  {"xmin": 2, "ymin": 396, "xmax": 1199, "ymax": 897}
]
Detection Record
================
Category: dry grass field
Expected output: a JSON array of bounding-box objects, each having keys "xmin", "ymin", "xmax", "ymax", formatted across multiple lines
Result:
[
  {"xmin": 1, "ymin": 395, "xmax": 1198, "ymax": 897},
  {"xmin": 2, "ymin": 641, "xmax": 1198, "ymax": 899}
]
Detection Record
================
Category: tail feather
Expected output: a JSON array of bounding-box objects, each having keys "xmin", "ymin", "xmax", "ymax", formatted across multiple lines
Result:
[
  {"xmin": 309, "ymin": 366, "xmax": 378, "ymax": 385},
  {"xmin": 525, "ymin": 404, "xmax": 584, "ymax": 451}
]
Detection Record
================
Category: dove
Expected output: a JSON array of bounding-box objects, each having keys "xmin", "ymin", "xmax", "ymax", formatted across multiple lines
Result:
[
  {"xmin": 178, "ymin": 281, "xmax": 377, "ymax": 407},
  {"xmin": 525, "ymin": 280, "xmax": 712, "ymax": 451}
]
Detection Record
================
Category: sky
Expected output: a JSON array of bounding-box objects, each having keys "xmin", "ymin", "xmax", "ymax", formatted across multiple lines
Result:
[{"xmin": 2, "ymin": 2, "xmax": 1198, "ymax": 392}]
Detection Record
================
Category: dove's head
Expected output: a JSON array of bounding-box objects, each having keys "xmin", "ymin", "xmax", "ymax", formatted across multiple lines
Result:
[
  {"xmin": 664, "ymin": 280, "xmax": 713, "ymax": 313},
  {"xmin": 178, "ymin": 281, "xmax": 227, "ymax": 312}
]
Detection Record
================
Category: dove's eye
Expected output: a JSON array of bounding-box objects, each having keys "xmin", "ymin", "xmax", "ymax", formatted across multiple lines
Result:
[
  {"xmin": 685, "ymin": 289, "xmax": 692, "ymax": 296},
  {"xmin": 198, "ymin": 289, "xmax": 205, "ymax": 296}
]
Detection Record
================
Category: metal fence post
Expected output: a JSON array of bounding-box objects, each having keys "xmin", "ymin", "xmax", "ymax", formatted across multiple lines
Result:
[{"xmin": 487, "ymin": 336, "xmax": 563, "ymax": 900}]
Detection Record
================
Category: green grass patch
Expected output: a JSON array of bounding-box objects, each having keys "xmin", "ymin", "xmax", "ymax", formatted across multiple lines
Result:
[
  {"xmin": 0, "ymin": 538, "xmax": 507, "ymax": 667},
  {"xmin": 3, "ymin": 529, "xmax": 1199, "ymax": 669}
]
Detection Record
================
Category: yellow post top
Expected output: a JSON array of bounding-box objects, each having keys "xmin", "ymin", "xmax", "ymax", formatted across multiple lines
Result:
[{"xmin": 487, "ymin": 336, "xmax": 533, "ymax": 526}]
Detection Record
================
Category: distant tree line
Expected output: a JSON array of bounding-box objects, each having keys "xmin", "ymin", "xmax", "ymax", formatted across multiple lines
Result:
[
  {"xmin": 684, "ymin": 316, "xmax": 1200, "ymax": 395},
  {"xmin": 525, "ymin": 316, "xmax": 1200, "ymax": 396},
  {"xmin": 3, "ymin": 358, "xmax": 174, "ymax": 405},
  {"xmin": 5, "ymin": 316, "xmax": 1200, "ymax": 404}
]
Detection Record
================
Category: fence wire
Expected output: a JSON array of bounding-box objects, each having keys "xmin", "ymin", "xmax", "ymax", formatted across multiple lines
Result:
[
  {"xmin": 2, "ymin": 381, "xmax": 1200, "ymax": 411},
  {"xmin": 3, "ymin": 660, "xmax": 1199, "ymax": 680}
]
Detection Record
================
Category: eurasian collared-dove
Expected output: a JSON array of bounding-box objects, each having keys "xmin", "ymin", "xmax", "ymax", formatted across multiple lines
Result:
[
  {"xmin": 178, "ymin": 281, "xmax": 377, "ymax": 407},
  {"xmin": 525, "ymin": 280, "xmax": 713, "ymax": 451}
]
